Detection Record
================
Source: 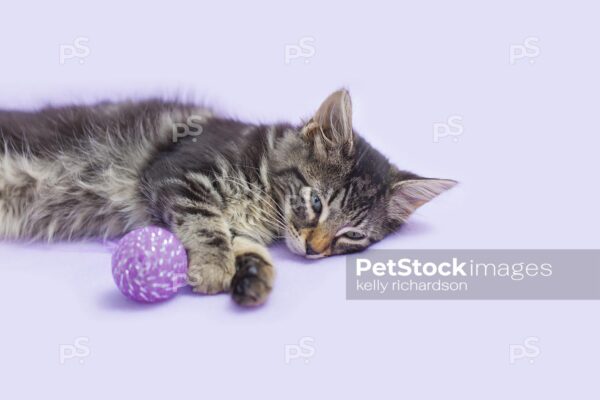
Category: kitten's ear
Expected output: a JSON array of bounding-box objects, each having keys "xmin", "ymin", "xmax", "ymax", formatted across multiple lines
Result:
[
  {"xmin": 388, "ymin": 178, "xmax": 457, "ymax": 221},
  {"xmin": 302, "ymin": 89, "xmax": 355, "ymax": 156}
]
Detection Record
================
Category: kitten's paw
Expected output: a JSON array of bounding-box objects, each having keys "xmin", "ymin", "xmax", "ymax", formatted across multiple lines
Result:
[
  {"xmin": 231, "ymin": 254, "xmax": 274, "ymax": 307},
  {"xmin": 188, "ymin": 263, "xmax": 234, "ymax": 295}
]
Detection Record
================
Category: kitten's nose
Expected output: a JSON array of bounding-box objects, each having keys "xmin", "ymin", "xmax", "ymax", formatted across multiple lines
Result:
[{"xmin": 305, "ymin": 243, "xmax": 318, "ymax": 256}]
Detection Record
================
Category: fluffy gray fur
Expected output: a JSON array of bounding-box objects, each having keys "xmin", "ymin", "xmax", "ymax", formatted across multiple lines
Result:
[{"xmin": 0, "ymin": 90, "xmax": 456, "ymax": 306}]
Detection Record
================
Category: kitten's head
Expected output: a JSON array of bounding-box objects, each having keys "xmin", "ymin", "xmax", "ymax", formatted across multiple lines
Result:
[{"xmin": 274, "ymin": 89, "xmax": 456, "ymax": 258}]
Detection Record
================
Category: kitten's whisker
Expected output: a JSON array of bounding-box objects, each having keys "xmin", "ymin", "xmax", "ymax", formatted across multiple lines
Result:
[
  {"xmin": 217, "ymin": 176, "xmax": 288, "ymax": 233},
  {"xmin": 220, "ymin": 175, "xmax": 286, "ymax": 219}
]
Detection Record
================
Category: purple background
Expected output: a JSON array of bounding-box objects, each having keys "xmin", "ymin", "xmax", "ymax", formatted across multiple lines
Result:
[{"xmin": 1, "ymin": 1, "xmax": 599, "ymax": 398}]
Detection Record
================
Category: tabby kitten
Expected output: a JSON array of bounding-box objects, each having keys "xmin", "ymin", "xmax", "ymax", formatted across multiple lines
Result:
[{"xmin": 0, "ymin": 90, "xmax": 456, "ymax": 306}]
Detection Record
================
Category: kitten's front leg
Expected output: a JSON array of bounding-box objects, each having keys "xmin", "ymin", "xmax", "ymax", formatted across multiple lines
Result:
[
  {"xmin": 231, "ymin": 235, "xmax": 275, "ymax": 306},
  {"xmin": 143, "ymin": 169, "xmax": 240, "ymax": 295},
  {"xmin": 174, "ymin": 214, "xmax": 236, "ymax": 295},
  {"xmin": 147, "ymin": 175, "xmax": 273, "ymax": 303}
]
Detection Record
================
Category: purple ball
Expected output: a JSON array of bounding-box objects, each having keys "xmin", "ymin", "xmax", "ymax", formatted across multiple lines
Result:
[{"xmin": 112, "ymin": 226, "xmax": 188, "ymax": 303}]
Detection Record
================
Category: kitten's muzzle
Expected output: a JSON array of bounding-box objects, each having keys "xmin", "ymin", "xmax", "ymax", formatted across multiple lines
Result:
[
  {"xmin": 302, "ymin": 226, "xmax": 332, "ymax": 258},
  {"xmin": 305, "ymin": 243, "xmax": 318, "ymax": 256}
]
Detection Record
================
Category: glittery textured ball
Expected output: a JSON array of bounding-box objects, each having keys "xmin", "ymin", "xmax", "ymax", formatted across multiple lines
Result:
[{"xmin": 112, "ymin": 226, "xmax": 188, "ymax": 303}]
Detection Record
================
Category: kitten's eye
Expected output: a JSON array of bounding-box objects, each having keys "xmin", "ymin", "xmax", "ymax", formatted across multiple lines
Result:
[
  {"xmin": 310, "ymin": 191, "xmax": 322, "ymax": 214},
  {"xmin": 344, "ymin": 231, "xmax": 366, "ymax": 240}
]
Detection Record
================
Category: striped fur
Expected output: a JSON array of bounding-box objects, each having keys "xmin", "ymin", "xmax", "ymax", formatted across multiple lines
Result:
[{"xmin": 0, "ymin": 90, "xmax": 456, "ymax": 305}]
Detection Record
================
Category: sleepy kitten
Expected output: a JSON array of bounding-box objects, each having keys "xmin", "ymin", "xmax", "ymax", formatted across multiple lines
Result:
[{"xmin": 0, "ymin": 89, "xmax": 456, "ymax": 306}]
